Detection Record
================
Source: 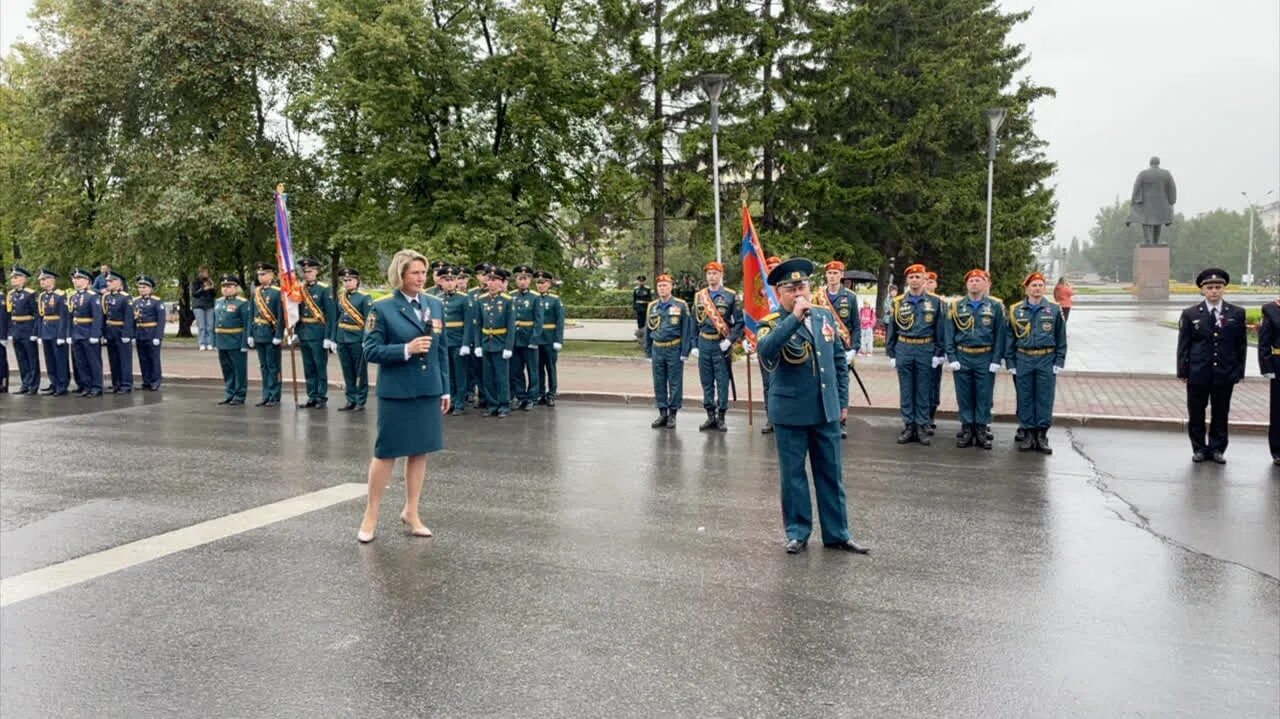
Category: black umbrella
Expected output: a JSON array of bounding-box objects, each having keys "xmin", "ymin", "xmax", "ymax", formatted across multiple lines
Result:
[{"xmin": 842, "ymin": 269, "xmax": 879, "ymax": 283}]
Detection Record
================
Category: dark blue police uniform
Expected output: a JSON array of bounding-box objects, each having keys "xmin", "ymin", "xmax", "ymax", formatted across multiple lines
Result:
[
  {"xmin": 36, "ymin": 269, "xmax": 71, "ymax": 394},
  {"xmin": 132, "ymin": 275, "xmax": 167, "ymax": 390},
  {"xmin": 1258, "ymin": 299, "xmax": 1280, "ymax": 464},
  {"xmin": 102, "ymin": 271, "xmax": 135, "ymax": 392},
  {"xmin": 68, "ymin": 268, "xmax": 104, "ymax": 396},
  {"xmin": 7, "ymin": 266, "xmax": 41, "ymax": 393},
  {"xmin": 1176, "ymin": 268, "xmax": 1246, "ymax": 463}
]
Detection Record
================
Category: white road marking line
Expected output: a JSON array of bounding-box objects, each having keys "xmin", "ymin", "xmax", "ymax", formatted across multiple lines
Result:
[{"xmin": 0, "ymin": 482, "xmax": 367, "ymax": 608}]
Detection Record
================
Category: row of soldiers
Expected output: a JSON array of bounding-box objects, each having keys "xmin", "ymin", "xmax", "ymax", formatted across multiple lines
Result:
[
  {"xmin": 2, "ymin": 266, "xmax": 166, "ymax": 396},
  {"xmin": 207, "ymin": 259, "xmax": 565, "ymax": 416}
]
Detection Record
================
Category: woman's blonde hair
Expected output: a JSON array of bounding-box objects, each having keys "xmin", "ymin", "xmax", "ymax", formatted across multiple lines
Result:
[{"xmin": 386, "ymin": 249, "xmax": 429, "ymax": 290}]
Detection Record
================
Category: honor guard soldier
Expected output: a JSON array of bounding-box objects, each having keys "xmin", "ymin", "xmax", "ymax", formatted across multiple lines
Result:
[
  {"xmin": 478, "ymin": 267, "xmax": 516, "ymax": 416},
  {"xmin": 293, "ymin": 257, "xmax": 337, "ymax": 408},
  {"xmin": 925, "ymin": 271, "xmax": 945, "ymax": 430},
  {"xmin": 335, "ymin": 267, "xmax": 372, "ymax": 411},
  {"xmin": 943, "ymin": 269, "xmax": 1006, "ymax": 449},
  {"xmin": 632, "ymin": 275, "xmax": 653, "ymax": 332},
  {"xmin": 1005, "ymin": 271, "xmax": 1067, "ymax": 454},
  {"xmin": 132, "ymin": 275, "xmax": 166, "ymax": 391},
  {"xmin": 508, "ymin": 265, "xmax": 543, "ymax": 410},
  {"xmin": 441, "ymin": 265, "xmax": 476, "ymax": 415},
  {"xmin": 0, "ymin": 282, "xmax": 8, "ymax": 393},
  {"xmin": 757, "ymin": 258, "xmax": 867, "ymax": 556},
  {"xmin": 691, "ymin": 261, "xmax": 744, "ymax": 431},
  {"xmin": 36, "ymin": 268, "xmax": 71, "ymax": 395},
  {"xmin": 102, "ymin": 270, "xmax": 135, "ymax": 393},
  {"xmin": 1258, "ymin": 296, "xmax": 1280, "ymax": 465},
  {"xmin": 1176, "ymin": 268, "xmax": 1246, "ymax": 464},
  {"xmin": 466, "ymin": 263, "xmax": 491, "ymax": 407},
  {"xmin": 813, "ymin": 260, "xmax": 860, "ymax": 438},
  {"xmin": 643, "ymin": 273, "xmax": 693, "ymax": 428},
  {"xmin": 535, "ymin": 271, "xmax": 564, "ymax": 406},
  {"xmin": 248, "ymin": 262, "xmax": 285, "ymax": 406},
  {"xmin": 885, "ymin": 264, "xmax": 945, "ymax": 445},
  {"xmin": 7, "ymin": 266, "xmax": 41, "ymax": 394},
  {"xmin": 214, "ymin": 274, "xmax": 251, "ymax": 405},
  {"xmin": 68, "ymin": 268, "xmax": 104, "ymax": 396}
]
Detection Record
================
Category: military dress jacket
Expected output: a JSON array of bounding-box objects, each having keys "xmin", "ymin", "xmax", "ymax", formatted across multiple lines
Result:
[
  {"xmin": 511, "ymin": 288, "xmax": 545, "ymax": 347},
  {"xmin": 441, "ymin": 290, "xmax": 476, "ymax": 351},
  {"xmin": 250, "ymin": 285, "xmax": 286, "ymax": 344},
  {"xmin": 102, "ymin": 291, "xmax": 135, "ymax": 341},
  {"xmin": 642, "ymin": 297, "xmax": 694, "ymax": 358},
  {"xmin": 296, "ymin": 281, "xmax": 337, "ymax": 343},
  {"xmin": 69, "ymin": 289, "xmax": 103, "ymax": 341},
  {"xmin": 7, "ymin": 288, "xmax": 39, "ymax": 340},
  {"xmin": 363, "ymin": 293, "xmax": 449, "ymax": 400},
  {"xmin": 884, "ymin": 291, "xmax": 945, "ymax": 359},
  {"xmin": 538, "ymin": 292, "xmax": 565, "ymax": 346},
  {"xmin": 1259, "ymin": 300, "xmax": 1280, "ymax": 376},
  {"xmin": 814, "ymin": 285, "xmax": 860, "ymax": 351},
  {"xmin": 213, "ymin": 296, "xmax": 251, "ymax": 351},
  {"xmin": 757, "ymin": 308, "xmax": 849, "ymax": 427},
  {"xmin": 1176, "ymin": 300, "xmax": 1246, "ymax": 385},
  {"xmin": 477, "ymin": 292, "xmax": 517, "ymax": 353},
  {"xmin": 38, "ymin": 290, "xmax": 70, "ymax": 341},
  {"xmin": 944, "ymin": 296, "xmax": 1007, "ymax": 361},
  {"xmin": 335, "ymin": 289, "xmax": 372, "ymax": 345},
  {"xmin": 1004, "ymin": 298, "xmax": 1067, "ymax": 369},
  {"xmin": 132, "ymin": 296, "xmax": 167, "ymax": 342}
]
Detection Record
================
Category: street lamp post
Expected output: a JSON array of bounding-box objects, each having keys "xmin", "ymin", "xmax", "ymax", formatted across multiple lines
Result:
[
  {"xmin": 1241, "ymin": 189, "xmax": 1275, "ymax": 286},
  {"xmin": 982, "ymin": 107, "xmax": 1007, "ymax": 273},
  {"xmin": 701, "ymin": 73, "xmax": 729, "ymax": 265}
]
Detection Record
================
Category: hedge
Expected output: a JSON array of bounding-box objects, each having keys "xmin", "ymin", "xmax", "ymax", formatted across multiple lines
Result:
[{"xmin": 565, "ymin": 305, "xmax": 634, "ymax": 320}]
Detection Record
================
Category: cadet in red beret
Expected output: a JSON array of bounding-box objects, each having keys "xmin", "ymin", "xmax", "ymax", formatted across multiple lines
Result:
[
  {"xmin": 1003, "ymin": 270, "xmax": 1066, "ymax": 453},
  {"xmin": 885, "ymin": 264, "xmax": 945, "ymax": 445}
]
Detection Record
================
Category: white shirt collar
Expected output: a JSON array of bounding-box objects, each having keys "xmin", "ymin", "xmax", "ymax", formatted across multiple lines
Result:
[
  {"xmin": 400, "ymin": 290, "xmax": 422, "ymax": 304},
  {"xmin": 1205, "ymin": 300, "xmax": 1222, "ymax": 313}
]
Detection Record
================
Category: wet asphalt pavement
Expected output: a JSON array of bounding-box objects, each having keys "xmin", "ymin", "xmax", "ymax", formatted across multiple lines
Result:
[{"xmin": 0, "ymin": 388, "xmax": 1276, "ymax": 717}]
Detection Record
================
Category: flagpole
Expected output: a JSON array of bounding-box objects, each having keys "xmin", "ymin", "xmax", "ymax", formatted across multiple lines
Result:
[{"xmin": 746, "ymin": 350, "xmax": 753, "ymax": 427}]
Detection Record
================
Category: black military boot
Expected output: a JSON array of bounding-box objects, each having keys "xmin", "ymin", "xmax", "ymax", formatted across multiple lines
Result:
[
  {"xmin": 651, "ymin": 409, "xmax": 669, "ymax": 429},
  {"xmin": 956, "ymin": 424, "xmax": 975, "ymax": 448},
  {"xmin": 897, "ymin": 424, "xmax": 916, "ymax": 444},
  {"xmin": 917, "ymin": 425, "xmax": 931, "ymax": 445},
  {"xmin": 667, "ymin": 409, "xmax": 677, "ymax": 429},
  {"xmin": 715, "ymin": 410, "xmax": 727, "ymax": 432},
  {"xmin": 1036, "ymin": 428, "xmax": 1053, "ymax": 455},
  {"xmin": 699, "ymin": 410, "xmax": 717, "ymax": 431},
  {"xmin": 761, "ymin": 421, "xmax": 774, "ymax": 435},
  {"xmin": 1014, "ymin": 426, "xmax": 1026, "ymax": 444},
  {"xmin": 1018, "ymin": 427, "xmax": 1036, "ymax": 451},
  {"xmin": 976, "ymin": 425, "xmax": 993, "ymax": 450}
]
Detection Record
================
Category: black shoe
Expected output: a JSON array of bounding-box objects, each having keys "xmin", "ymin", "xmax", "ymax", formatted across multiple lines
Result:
[
  {"xmin": 1014, "ymin": 427, "xmax": 1026, "ymax": 443},
  {"xmin": 1192, "ymin": 450, "xmax": 1208, "ymax": 463},
  {"xmin": 353, "ymin": 405, "xmax": 365, "ymax": 412},
  {"xmin": 52, "ymin": 390, "xmax": 68, "ymax": 396},
  {"xmin": 666, "ymin": 410, "xmax": 677, "ymax": 429},
  {"xmin": 85, "ymin": 390, "xmax": 102, "ymax": 397},
  {"xmin": 925, "ymin": 423, "xmax": 935, "ymax": 436},
  {"xmin": 337, "ymin": 403, "xmax": 357, "ymax": 412},
  {"xmin": 1211, "ymin": 452, "xmax": 1226, "ymax": 465},
  {"xmin": 107, "ymin": 388, "xmax": 119, "ymax": 394},
  {"xmin": 254, "ymin": 400, "xmax": 269, "ymax": 407},
  {"xmin": 976, "ymin": 426, "xmax": 993, "ymax": 450},
  {"xmin": 487, "ymin": 408, "xmax": 500, "ymax": 417},
  {"xmin": 1036, "ymin": 428, "xmax": 1053, "ymax": 455},
  {"xmin": 917, "ymin": 429, "xmax": 931, "ymax": 446},
  {"xmin": 535, "ymin": 397, "xmax": 548, "ymax": 406},
  {"xmin": 228, "ymin": 398, "xmax": 245, "ymax": 405},
  {"xmin": 715, "ymin": 411, "xmax": 727, "ymax": 432},
  {"xmin": 119, "ymin": 388, "xmax": 132, "ymax": 394},
  {"xmin": 314, "ymin": 400, "xmax": 327, "ymax": 410},
  {"xmin": 298, "ymin": 399, "xmax": 316, "ymax": 408},
  {"xmin": 699, "ymin": 411, "xmax": 717, "ymax": 431},
  {"xmin": 450, "ymin": 407, "xmax": 464, "ymax": 416},
  {"xmin": 77, "ymin": 390, "xmax": 89, "ymax": 397},
  {"xmin": 897, "ymin": 425, "xmax": 915, "ymax": 444},
  {"xmin": 956, "ymin": 425, "xmax": 975, "ymax": 448},
  {"xmin": 217, "ymin": 398, "xmax": 233, "ymax": 405},
  {"xmin": 497, "ymin": 410, "xmax": 509, "ymax": 418},
  {"xmin": 518, "ymin": 400, "xmax": 532, "ymax": 411},
  {"xmin": 651, "ymin": 410, "xmax": 669, "ymax": 429},
  {"xmin": 785, "ymin": 539, "xmax": 808, "ymax": 554},
  {"xmin": 761, "ymin": 422, "xmax": 774, "ymax": 435},
  {"xmin": 11, "ymin": 388, "xmax": 27, "ymax": 395},
  {"xmin": 39, "ymin": 387, "xmax": 55, "ymax": 395},
  {"xmin": 264, "ymin": 400, "xmax": 280, "ymax": 407},
  {"xmin": 824, "ymin": 540, "xmax": 871, "ymax": 555},
  {"xmin": 1018, "ymin": 428, "xmax": 1036, "ymax": 451},
  {"xmin": 547, "ymin": 397, "xmax": 556, "ymax": 407}
]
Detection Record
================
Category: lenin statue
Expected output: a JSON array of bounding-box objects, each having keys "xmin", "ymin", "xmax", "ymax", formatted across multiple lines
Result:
[{"xmin": 1126, "ymin": 156, "xmax": 1177, "ymax": 245}]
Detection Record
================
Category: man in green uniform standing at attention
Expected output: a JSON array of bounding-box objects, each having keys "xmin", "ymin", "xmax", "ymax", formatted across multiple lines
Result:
[
  {"xmin": 885, "ymin": 263, "xmax": 945, "ymax": 445},
  {"xmin": 214, "ymin": 274, "xmax": 251, "ymax": 406},
  {"xmin": 478, "ymin": 267, "xmax": 516, "ymax": 417},
  {"xmin": 466, "ymin": 263, "xmax": 490, "ymax": 407},
  {"xmin": 335, "ymin": 267, "xmax": 371, "ymax": 412},
  {"xmin": 644, "ymin": 273, "xmax": 693, "ymax": 428},
  {"xmin": 632, "ymin": 275, "xmax": 653, "ymax": 334},
  {"xmin": 509, "ymin": 264, "xmax": 544, "ymax": 411},
  {"xmin": 293, "ymin": 257, "xmax": 337, "ymax": 409},
  {"xmin": 249, "ymin": 262, "xmax": 285, "ymax": 407},
  {"xmin": 442, "ymin": 265, "xmax": 476, "ymax": 415},
  {"xmin": 1005, "ymin": 271, "xmax": 1067, "ymax": 454},
  {"xmin": 535, "ymin": 270, "xmax": 564, "ymax": 407},
  {"xmin": 943, "ymin": 269, "xmax": 1006, "ymax": 450}
]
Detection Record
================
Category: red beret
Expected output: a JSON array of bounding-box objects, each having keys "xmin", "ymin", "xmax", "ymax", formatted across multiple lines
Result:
[
  {"xmin": 703, "ymin": 261, "xmax": 724, "ymax": 273},
  {"xmin": 925, "ymin": 271, "xmax": 938, "ymax": 281},
  {"xmin": 655, "ymin": 273, "xmax": 673, "ymax": 284},
  {"xmin": 964, "ymin": 269, "xmax": 989, "ymax": 282},
  {"xmin": 904, "ymin": 263, "xmax": 927, "ymax": 276},
  {"xmin": 825, "ymin": 260, "xmax": 845, "ymax": 272},
  {"xmin": 1023, "ymin": 271, "xmax": 1046, "ymax": 286}
]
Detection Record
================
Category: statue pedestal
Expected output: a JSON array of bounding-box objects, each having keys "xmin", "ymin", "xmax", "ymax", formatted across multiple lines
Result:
[{"xmin": 1133, "ymin": 245, "xmax": 1170, "ymax": 301}]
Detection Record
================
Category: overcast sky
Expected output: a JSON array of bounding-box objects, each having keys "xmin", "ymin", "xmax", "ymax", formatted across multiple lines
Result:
[{"xmin": 3, "ymin": 0, "xmax": 1278, "ymax": 250}]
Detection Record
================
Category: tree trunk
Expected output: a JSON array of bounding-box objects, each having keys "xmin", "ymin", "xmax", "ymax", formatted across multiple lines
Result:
[
  {"xmin": 651, "ymin": 0, "xmax": 666, "ymax": 278},
  {"xmin": 177, "ymin": 271, "xmax": 194, "ymax": 338}
]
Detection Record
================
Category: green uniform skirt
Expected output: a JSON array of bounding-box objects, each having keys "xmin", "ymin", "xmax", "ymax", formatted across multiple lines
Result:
[{"xmin": 374, "ymin": 396, "xmax": 444, "ymax": 458}]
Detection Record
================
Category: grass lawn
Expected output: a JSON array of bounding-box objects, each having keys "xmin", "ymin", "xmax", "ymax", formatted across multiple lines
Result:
[{"xmin": 560, "ymin": 339, "xmax": 645, "ymax": 359}]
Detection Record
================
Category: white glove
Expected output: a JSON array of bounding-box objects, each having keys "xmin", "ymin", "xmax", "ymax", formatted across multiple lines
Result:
[
  {"xmin": 121, "ymin": 337, "xmax": 132, "ymax": 344},
  {"xmin": 247, "ymin": 337, "xmax": 255, "ymax": 348},
  {"xmin": 459, "ymin": 345, "xmax": 471, "ymax": 357},
  {"xmin": 552, "ymin": 342, "xmax": 562, "ymax": 351},
  {"xmin": 29, "ymin": 336, "xmax": 37, "ymax": 342},
  {"xmin": 152, "ymin": 338, "xmax": 160, "ymax": 347},
  {"xmin": 475, "ymin": 346, "xmax": 483, "ymax": 357},
  {"xmin": 287, "ymin": 334, "xmax": 297, "ymax": 346},
  {"xmin": 742, "ymin": 339, "xmax": 755, "ymax": 354},
  {"xmin": 1009, "ymin": 367, "xmax": 1017, "ymax": 375},
  {"xmin": 0, "ymin": 338, "xmax": 6, "ymax": 348},
  {"xmin": 930, "ymin": 356, "xmax": 944, "ymax": 369},
  {"xmin": 1265, "ymin": 373, "xmax": 1276, "ymax": 379},
  {"xmin": 502, "ymin": 349, "xmax": 512, "ymax": 360},
  {"xmin": 89, "ymin": 337, "xmax": 100, "ymax": 345},
  {"xmin": 679, "ymin": 356, "xmax": 687, "ymax": 362},
  {"xmin": 240, "ymin": 347, "xmax": 249, "ymax": 353},
  {"xmin": 323, "ymin": 339, "xmax": 337, "ymax": 352},
  {"xmin": 845, "ymin": 350, "xmax": 856, "ymax": 364},
  {"xmin": 272, "ymin": 338, "xmax": 281, "ymax": 346},
  {"xmin": 948, "ymin": 361, "xmax": 961, "ymax": 371},
  {"xmin": 718, "ymin": 339, "xmax": 731, "ymax": 352},
  {"xmin": 56, "ymin": 338, "xmax": 66, "ymax": 346},
  {"xmin": 690, "ymin": 348, "xmax": 700, "ymax": 358},
  {"xmin": 1053, "ymin": 365, "xmax": 1062, "ymax": 375},
  {"xmin": 888, "ymin": 357, "xmax": 896, "ymax": 369},
  {"xmin": 646, "ymin": 355, "xmax": 652, "ymax": 362},
  {"xmin": 988, "ymin": 363, "xmax": 1001, "ymax": 373}
]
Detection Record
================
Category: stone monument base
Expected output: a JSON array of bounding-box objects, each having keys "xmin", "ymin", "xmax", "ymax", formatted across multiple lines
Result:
[{"xmin": 1133, "ymin": 244, "xmax": 1170, "ymax": 301}]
